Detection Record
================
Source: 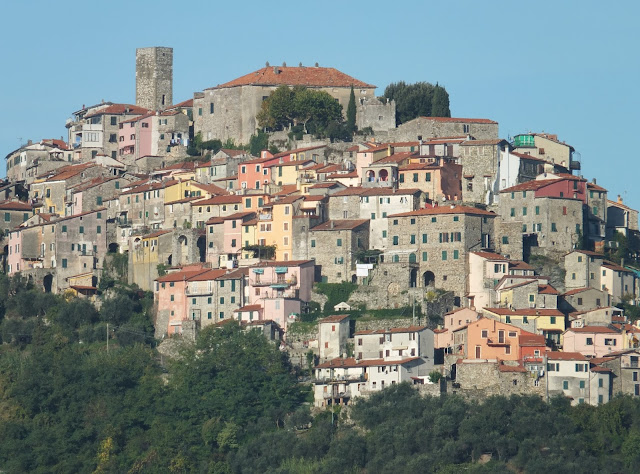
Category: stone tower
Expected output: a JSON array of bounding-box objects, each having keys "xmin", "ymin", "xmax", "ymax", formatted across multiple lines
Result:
[{"xmin": 136, "ymin": 47, "xmax": 173, "ymax": 111}]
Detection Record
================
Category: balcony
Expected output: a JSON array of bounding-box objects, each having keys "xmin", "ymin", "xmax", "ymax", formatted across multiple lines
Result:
[
  {"xmin": 315, "ymin": 375, "xmax": 365, "ymax": 384},
  {"xmin": 252, "ymin": 275, "xmax": 297, "ymax": 287},
  {"xmin": 486, "ymin": 338, "xmax": 511, "ymax": 347}
]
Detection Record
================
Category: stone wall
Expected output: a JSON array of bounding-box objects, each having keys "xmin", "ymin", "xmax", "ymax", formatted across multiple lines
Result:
[
  {"xmin": 385, "ymin": 117, "xmax": 499, "ymax": 143},
  {"xmin": 136, "ymin": 47, "xmax": 173, "ymax": 111},
  {"xmin": 452, "ymin": 361, "xmax": 545, "ymax": 399}
]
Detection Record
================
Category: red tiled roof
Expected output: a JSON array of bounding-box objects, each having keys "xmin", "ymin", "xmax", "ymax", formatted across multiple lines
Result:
[
  {"xmin": 166, "ymin": 98, "xmax": 193, "ymax": 109},
  {"xmin": 318, "ymin": 314, "xmax": 350, "ymax": 323},
  {"xmin": 538, "ymin": 284, "xmax": 559, "ymax": 295},
  {"xmin": 389, "ymin": 205, "xmax": 496, "ymax": 218},
  {"xmin": 156, "ymin": 268, "xmax": 209, "ymax": 282},
  {"xmin": 563, "ymin": 287, "xmax": 592, "ymax": 296},
  {"xmin": 0, "ymin": 200, "xmax": 33, "ymax": 211},
  {"xmin": 587, "ymin": 182, "xmax": 607, "ymax": 192},
  {"xmin": 235, "ymin": 304, "xmax": 263, "ymax": 312},
  {"xmin": 193, "ymin": 195, "xmax": 243, "ymax": 206},
  {"xmin": 142, "ymin": 229, "xmax": 172, "ymax": 239},
  {"xmin": 311, "ymin": 219, "xmax": 369, "ymax": 231},
  {"xmin": 251, "ymin": 260, "xmax": 314, "ymax": 268},
  {"xmin": 519, "ymin": 333, "xmax": 547, "ymax": 347},
  {"xmin": 212, "ymin": 66, "xmax": 375, "ymax": 90},
  {"xmin": 85, "ymin": 104, "xmax": 149, "ymax": 119},
  {"xmin": 546, "ymin": 351, "xmax": 588, "ymax": 361},
  {"xmin": 501, "ymin": 179, "xmax": 561, "ymax": 193}
]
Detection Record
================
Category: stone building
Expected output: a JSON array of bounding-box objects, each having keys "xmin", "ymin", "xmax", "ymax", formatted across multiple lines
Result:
[
  {"xmin": 136, "ymin": 47, "xmax": 173, "ymax": 111},
  {"xmin": 0, "ymin": 200, "xmax": 33, "ymax": 236},
  {"xmin": 499, "ymin": 175, "xmax": 586, "ymax": 256},
  {"xmin": 385, "ymin": 205, "xmax": 496, "ymax": 297},
  {"xmin": 458, "ymin": 139, "xmax": 510, "ymax": 205},
  {"xmin": 194, "ymin": 64, "xmax": 384, "ymax": 144},
  {"xmin": 67, "ymin": 103, "xmax": 150, "ymax": 161},
  {"xmin": 600, "ymin": 349, "xmax": 640, "ymax": 397},
  {"xmin": 606, "ymin": 196, "xmax": 639, "ymax": 239},
  {"xmin": 397, "ymin": 159, "xmax": 462, "ymax": 202},
  {"xmin": 387, "ymin": 116, "xmax": 499, "ymax": 143},
  {"xmin": 5, "ymin": 139, "xmax": 72, "ymax": 183},
  {"xmin": 560, "ymin": 287, "xmax": 611, "ymax": 314},
  {"xmin": 327, "ymin": 187, "xmax": 422, "ymax": 251},
  {"xmin": 308, "ymin": 219, "xmax": 370, "ymax": 283},
  {"xmin": 318, "ymin": 314, "xmax": 350, "ymax": 360},
  {"xmin": 564, "ymin": 249, "xmax": 636, "ymax": 304},
  {"xmin": 353, "ymin": 326, "xmax": 433, "ymax": 361}
]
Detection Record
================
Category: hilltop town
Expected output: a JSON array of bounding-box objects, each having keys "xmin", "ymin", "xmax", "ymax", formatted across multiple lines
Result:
[{"xmin": 2, "ymin": 46, "xmax": 640, "ymax": 409}]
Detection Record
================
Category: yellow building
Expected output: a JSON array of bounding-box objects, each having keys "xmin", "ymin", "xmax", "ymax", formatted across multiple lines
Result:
[
  {"xmin": 268, "ymin": 159, "xmax": 315, "ymax": 187},
  {"xmin": 482, "ymin": 307, "xmax": 566, "ymax": 345},
  {"xmin": 256, "ymin": 195, "xmax": 303, "ymax": 261}
]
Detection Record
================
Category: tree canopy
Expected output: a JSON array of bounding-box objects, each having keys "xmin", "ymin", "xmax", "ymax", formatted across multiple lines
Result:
[
  {"xmin": 257, "ymin": 85, "xmax": 349, "ymax": 140},
  {"xmin": 383, "ymin": 81, "xmax": 451, "ymax": 125}
]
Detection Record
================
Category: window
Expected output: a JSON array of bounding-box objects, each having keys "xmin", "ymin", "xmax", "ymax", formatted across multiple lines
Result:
[
  {"xmin": 422, "ymin": 251, "xmax": 428, "ymax": 261},
  {"xmin": 551, "ymin": 223, "xmax": 557, "ymax": 232},
  {"xmin": 550, "ymin": 316, "xmax": 556, "ymax": 324},
  {"xmin": 210, "ymin": 102, "xmax": 214, "ymax": 114},
  {"xmin": 535, "ymin": 206, "xmax": 540, "ymax": 215},
  {"xmin": 510, "ymin": 208, "xmax": 515, "ymax": 217},
  {"xmin": 79, "ymin": 226, "xmax": 84, "ymax": 234},
  {"xmin": 62, "ymin": 258, "xmax": 67, "ymax": 268},
  {"xmin": 442, "ymin": 251, "xmax": 447, "ymax": 260},
  {"xmin": 522, "ymin": 207, "xmax": 527, "ymax": 216},
  {"xmin": 502, "ymin": 236, "xmax": 509, "ymax": 244},
  {"xmin": 392, "ymin": 236, "xmax": 399, "ymax": 246},
  {"xmin": 382, "ymin": 230, "xmax": 387, "ymax": 238},
  {"xmin": 311, "ymin": 240, "xmax": 316, "ymax": 248},
  {"xmin": 410, "ymin": 234, "xmax": 416, "ymax": 244},
  {"xmin": 563, "ymin": 380, "xmax": 569, "ymax": 390},
  {"xmin": 426, "ymin": 172, "xmax": 431, "ymax": 182},
  {"xmin": 453, "ymin": 250, "xmax": 459, "ymax": 259},
  {"xmin": 523, "ymin": 316, "xmax": 528, "ymax": 324},
  {"xmin": 336, "ymin": 238, "xmax": 342, "ymax": 247},
  {"xmin": 97, "ymin": 225, "xmax": 101, "ymax": 234},
  {"xmin": 579, "ymin": 380, "xmax": 585, "ymax": 389},
  {"xmin": 431, "ymin": 217, "xmax": 437, "ymax": 223},
  {"xmin": 481, "ymin": 330, "xmax": 488, "ymax": 338}
]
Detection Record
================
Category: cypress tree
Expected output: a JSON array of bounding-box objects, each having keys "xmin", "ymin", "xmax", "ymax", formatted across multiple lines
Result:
[{"xmin": 346, "ymin": 85, "xmax": 357, "ymax": 135}]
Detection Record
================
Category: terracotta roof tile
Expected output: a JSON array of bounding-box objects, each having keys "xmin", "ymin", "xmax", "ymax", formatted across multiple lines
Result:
[
  {"xmin": 211, "ymin": 66, "xmax": 375, "ymax": 90},
  {"xmin": 389, "ymin": 205, "xmax": 496, "ymax": 218},
  {"xmin": 418, "ymin": 116, "xmax": 497, "ymax": 124},
  {"xmin": 85, "ymin": 104, "xmax": 149, "ymax": 119}
]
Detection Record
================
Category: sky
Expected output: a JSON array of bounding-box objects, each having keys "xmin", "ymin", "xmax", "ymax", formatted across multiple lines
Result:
[{"xmin": 1, "ymin": 0, "xmax": 639, "ymax": 208}]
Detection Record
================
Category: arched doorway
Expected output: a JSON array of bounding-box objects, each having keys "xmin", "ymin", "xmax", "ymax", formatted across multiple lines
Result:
[
  {"xmin": 378, "ymin": 169, "xmax": 389, "ymax": 182},
  {"xmin": 43, "ymin": 274, "xmax": 53, "ymax": 293},
  {"xmin": 197, "ymin": 235, "xmax": 206, "ymax": 263},
  {"xmin": 108, "ymin": 242, "xmax": 119, "ymax": 253},
  {"xmin": 177, "ymin": 235, "xmax": 188, "ymax": 264},
  {"xmin": 423, "ymin": 271, "xmax": 435, "ymax": 288}
]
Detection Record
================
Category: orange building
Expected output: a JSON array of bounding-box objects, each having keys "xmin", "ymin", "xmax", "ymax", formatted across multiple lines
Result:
[{"xmin": 452, "ymin": 317, "xmax": 547, "ymax": 361}]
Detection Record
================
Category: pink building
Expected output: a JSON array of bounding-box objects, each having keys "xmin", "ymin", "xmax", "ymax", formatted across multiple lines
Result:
[
  {"xmin": 238, "ymin": 157, "xmax": 275, "ymax": 191},
  {"xmin": 434, "ymin": 308, "xmax": 480, "ymax": 349},
  {"xmin": 563, "ymin": 326, "xmax": 624, "ymax": 358},
  {"xmin": 6, "ymin": 229, "xmax": 23, "ymax": 274},
  {"xmin": 247, "ymin": 260, "xmax": 315, "ymax": 333}
]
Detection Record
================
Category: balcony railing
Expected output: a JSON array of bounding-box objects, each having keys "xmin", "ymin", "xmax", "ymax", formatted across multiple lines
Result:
[
  {"xmin": 252, "ymin": 275, "xmax": 297, "ymax": 287},
  {"xmin": 315, "ymin": 375, "xmax": 365, "ymax": 384}
]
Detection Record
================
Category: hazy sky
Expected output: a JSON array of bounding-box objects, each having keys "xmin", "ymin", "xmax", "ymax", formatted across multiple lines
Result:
[{"xmin": 2, "ymin": 0, "xmax": 638, "ymax": 208}]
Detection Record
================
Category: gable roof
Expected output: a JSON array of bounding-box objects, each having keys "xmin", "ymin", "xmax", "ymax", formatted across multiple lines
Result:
[
  {"xmin": 211, "ymin": 66, "xmax": 375, "ymax": 90},
  {"xmin": 84, "ymin": 104, "xmax": 149, "ymax": 119}
]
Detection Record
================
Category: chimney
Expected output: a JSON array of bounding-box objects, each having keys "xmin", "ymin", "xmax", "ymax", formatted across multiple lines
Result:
[
  {"xmin": 273, "ymin": 66, "xmax": 280, "ymax": 74},
  {"xmin": 592, "ymin": 178, "xmax": 596, "ymax": 184},
  {"xmin": 282, "ymin": 61, "xmax": 287, "ymax": 67},
  {"xmin": 618, "ymin": 194, "xmax": 623, "ymax": 204},
  {"xmin": 330, "ymin": 221, "xmax": 335, "ymax": 229},
  {"xmin": 265, "ymin": 61, "xmax": 270, "ymax": 67},
  {"xmin": 315, "ymin": 62, "xmax": 319, "ymax": 67}
]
